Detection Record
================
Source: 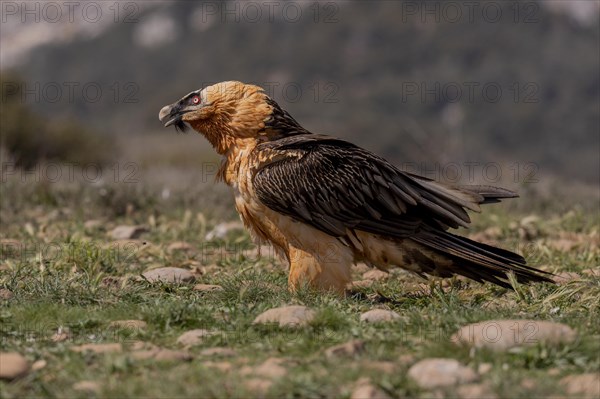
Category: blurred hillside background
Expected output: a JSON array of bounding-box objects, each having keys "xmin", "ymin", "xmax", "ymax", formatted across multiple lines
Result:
[{"xmin": 1, "ymin": 0, "xmax": 599, "ymax": 211}]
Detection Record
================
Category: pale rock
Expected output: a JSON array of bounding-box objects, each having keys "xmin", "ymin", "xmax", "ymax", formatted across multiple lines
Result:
[
  {"xmin": 253, "ymin": 305, "xmax": 315, "ymax": 327},
  {"xmin": 110, "ymin": 225, "xmax": 147, "ymax": 240},
  {"xmin": 360, "ymin": 309, "xmax": 401, "ymax": 323},
  {"xmin": 142, "ymin": 267, "xmax": 195, "ymax": 284},
  {"xmin": 0, "ymin": 352, "xmax": 30, "ymax": 380},
  {"xmin": 324, "ymin": 340, "xmax": 365, "ymax": 358},
  {"xmin": 408, "ymin": 358, "xmax": 478, "ymax": 389},
  {"xmin": 451, "ymin": 320, "xmax": 576, "ymax": 351}
]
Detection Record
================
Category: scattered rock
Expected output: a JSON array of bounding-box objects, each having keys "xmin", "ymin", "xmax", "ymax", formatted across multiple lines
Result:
[
  {"xmin": 548, "ymin": 238, "xmax": 579, "ymax": 252},
  {"xmin": 244, "ymin": 378, "xmax": 273, "ymax": 393},
  {"xmin": 398, "ymin": 354, "xmax": 416, "ymax": 366},
  {"xmin": 352, "ymin": 263, "xmax": 371, "ymax": 274},
  {"xmin": 560, "ymin": 374, "xmax": 600, "ymax": 398},
  {"xmin": 200, "ymin": 348, "xmax": 237, "ymax": 357},
  {"xmin": 128, "ymin": 341, "xmax": 158, "ymax": 351},
  {"xmin": 582, "ymin": 268, "xmax": 600, "ymax": 277},
  {"xmin": 554, "ymin": 271, "xmax": 581, "ymax": 285},
  {"xmin": 451, "ymin": 320, "xmax": 576, "ymax": 351},
  {"xmin": 324, "ymin": 340, "xmax": 365, "ymax": 359},
  {"xmin": 361, "ymin": 361, "xmax": 396, "ymax": 374},
  {"xmin": 252, "ymin": 357, "xmax": 287, "ymax": 379},
  {"xmin": 168, "ymin": 241, "xmax": 195, "ymax": 252},
  {"xmin": 456, "ymin": 383, "xmax": 497, "ymax": 399},
  {"xmin": 72, "ymin": 380, "xmax": 101, "ymax": 393},
  {"xmin": 142, "ymin": 267, "xmax": 195, "ymax": 284},
  {"xmin": 205, "ymin": 361, "xmax": 233, "ymax": 373},
  {"xmin": 360, "ymin": 309, "xmax": 401, "ymax": 323},
  {"xmin": 176, "ymin": 329, "xmax": 214, "ymax": 346},
  {"xmin": 0, "ymin": 352, "xmax": 30, "ymax": 380},
  {"xmin": 70, "ymin": 343, "xmax": 122, "ymax": 354},
  {"xmin": 205, "ymin": 221, "xmax": 244, "ymax": 240},
  {"xmin": 253, "ymin": 305, "xmax": 316, "ymax": 327},
  {"xmin": 0, "ymin": 288, "xmax": 13, "ymax": 300},
  {"xmin": 31, "ymin": 359, "xmax": 47, "ymax": 371},
  {"xmin": 109, "ymin": 225, "xmax": 147, "ymax": 240},
  {"xmin": 477, "ymin": 363, "xmax": 492, "ymax": 375},
  {"xmin": 362, "ymin": 270, "xmax": 389, "ymax": 281},
  {"xmin": 408, "ymin": 358, "xmax": 478, "ymax": 389},
  {"xmin": 351, "ymin": 280, "xmax": 374, "ymax": 289},
  {"xmin": 520, "ymin": 378, "xmax": 537, "ymax": 389},
  {"xmin": 51, "ymin": 329, "xmax": 71, "ymax": 343},
  {"xmin": 108, "ymin": 320, "xmax": 147, "ymax": 330},
  {"xmin": 350, "ymin": 378, "xmax": 391, "ymax": 399},
  {"xmin": 483, "ymin": 226, "xmax": 503, "ymax": 239},
  {"xmin": 351, "ymin": 379, "xmax": 392, "ymax": 399},
  {"xmin": 131, "ymin": 348, "xmax": 193, "ymax": 362},
  {"xmin": 84, "ymin": 220, "xmax": 103, "ymax": 230},
  {"xmin": 193, "ymin": 284, "xmax": 224, "ymax": 292}
]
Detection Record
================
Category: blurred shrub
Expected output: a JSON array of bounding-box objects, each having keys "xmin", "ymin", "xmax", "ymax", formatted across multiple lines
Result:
[{"xmin": 0, "ymin": 72, "xmax": 114, "ymax": 168}]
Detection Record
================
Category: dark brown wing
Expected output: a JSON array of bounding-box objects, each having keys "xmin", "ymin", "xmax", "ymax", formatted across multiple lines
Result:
[
  {"xmin": 253, "ymin": 134, "xmax": 490, "ymax": 238},
  {"xmin": 252, "ymin": 134, "xmax": 554, "ymax": 287}
]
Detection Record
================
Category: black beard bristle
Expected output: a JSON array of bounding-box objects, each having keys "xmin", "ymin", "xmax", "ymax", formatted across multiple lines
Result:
[{"xmin": 174, "ymin": 119, "xmax": 188, "ymax": 133}]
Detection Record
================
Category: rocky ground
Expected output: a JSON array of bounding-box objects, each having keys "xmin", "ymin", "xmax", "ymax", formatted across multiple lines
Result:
[{"xmin": 1, "ymin": 178, "xmax": 599, "ymax": 398}]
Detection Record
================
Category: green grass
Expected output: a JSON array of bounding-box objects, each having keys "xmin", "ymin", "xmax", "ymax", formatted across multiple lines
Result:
[{"xmin": 1, "ymin": 179, "xmax": 599, "ymax": 398}]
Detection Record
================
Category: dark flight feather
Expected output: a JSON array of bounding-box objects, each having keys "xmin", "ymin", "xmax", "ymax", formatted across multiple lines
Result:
[{"xmin": 252, "ymin": 133, "xmax": 554, "ymax": 287}]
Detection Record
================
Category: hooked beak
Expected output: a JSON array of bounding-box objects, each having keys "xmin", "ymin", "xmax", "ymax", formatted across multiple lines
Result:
[{"xmin": 159, "ymin": 103, "xmax": 186, "ymax": 128}]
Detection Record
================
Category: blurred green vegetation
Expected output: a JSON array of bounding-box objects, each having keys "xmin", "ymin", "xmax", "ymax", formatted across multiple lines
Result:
[{"xmin": 0, "ymin": 73, "xmax": 114, "ymax": 168}]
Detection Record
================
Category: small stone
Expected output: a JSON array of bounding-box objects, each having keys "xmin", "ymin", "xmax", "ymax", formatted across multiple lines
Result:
[
  {"xmin": 131, "ymin": 348, "xmax": 192, "ymax": 362},
  {"xmin": 200, "ymin": 348, "xmax": 237, "ymax": 357},
  {"xmin": 168, "ymin": 241, "xmax": 195, "ymax": 252},
  {"xmin": 456, "ymin": 383, "xmax": 497, "ymax": 399},
  {"xmin": 0, "ymin": 288, "xmax": 13, "ymax": 300},
  {"xmin": 362, "ymin": 270, "xmax": 389, "ymax": 281},
  {"xmin": 31, "ymin": 359, "xmax": 47, "ymax": 371},
  {"xmin": 351, "ymin": 280, "xmax": 374, "ymax": 289},
  {"xmin": 451, "ymin": 320, "xmax": 576, "ymax": 351},
  {"xmin": 398, "ymin": 354, "xmax": 416, "ymax": 366},
  {"xmin": 477, "ymin": 363, "xmax": 492, "ymax": 374},
  {"xmin": 109, "ymin": 225, "xmax": 147, "ymax": 240},
  {"xmin": 244, "ymin": 378, "xmax": 273, "ymax": 393},
  {"xmin": 70, "ymin": 343, "xmax": 122, "ymax": 354},
  {"xmin": 253, "ymin": 305, "xmax": 316, "ymax": 327},
  {"xmin": 108, "ymin": 320, "xmax": 147, "ymax": 330},
  {"xmin": 205, "ymin": 361, "xmax": 233, "ymax": 373},
  {"xmin": 253, "ymin": 357, "xmax": 287, "ymax": 379},
  {"xmin": 176, "ymin": 329, "xmax": 214, "ymax": 346},
  {"xmin": 73, "ymin": 380, "xmax": 100, "ymax": 393},
  {"xmin": 520, "ymin": 378, "xmax": 537, "ymax": 389},
  {"xmin": 350, "ymin": 378, "xmax": 391, "ymax": 399},
  {"xmin": 84, "ymin": 220, "xmax": 103, "ymax": 230},
  {"xmin": 483, "ymin": 226, "xmax": 503, "ymax": 239},
  {"xmin": 205, "ymin": 221, "xmax": 244, "ymax": 240},
  {"xmin": 548, "ymin": 368, "xmax": 561, "ymax": 376},
  {"xmin": 128, "ymin": 341, "xmax": 158, "ymax": 351},
  {"xmin": 560, "ymin": 374, "xmax": 600, "ymax": 397},
  {"xmin": 193, "ymin": 284, "xmax": 224, "ymax": 292},
  {"xmin": 361, "ymin": 361, "xmax": 396, "ymax": 374},
  {"xmin": 52, "ymin": 331, "xmax": 70, "ymax": 343},
  {"xmin": 324, "ymin": 340, "xmax": 365, "ymax": 359},
  {"xmin": 142, "ymin": 267, "xmax": 195, "ymax": 284},
  {"xmin": 351, "ymin": 380, "xmax": 392, "ymax": 399},
  {"xmin": 582, "ymin": 268, "xmax": 600, "ymax": 277},
  {"xmin": 554, "ymin": 272, "xmax": 581, "ymax": 285},
  {"xmin": 0, "ymin": 352, "xmax": 30, "ymax": 380},
  {"xmin": 360, "ymin": 309, "xmax": 401, "ymax": 323},
  {"xmin": 352, "ymin": 263, "xmax": 371, "ymax": 274},
  {"xmin": 408, "ymin": 358, "xmax": 478, "ymax": 389}
]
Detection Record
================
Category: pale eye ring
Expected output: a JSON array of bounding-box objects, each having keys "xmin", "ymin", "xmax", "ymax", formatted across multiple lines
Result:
[{"xmin": 192, "ymin": 95, "xmax": 200, "ymax": 105}]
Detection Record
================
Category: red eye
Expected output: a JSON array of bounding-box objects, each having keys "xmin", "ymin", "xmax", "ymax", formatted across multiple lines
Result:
[{"xmin": 192, "ymin": 96, "xmax": 200, "ymax": 105}]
